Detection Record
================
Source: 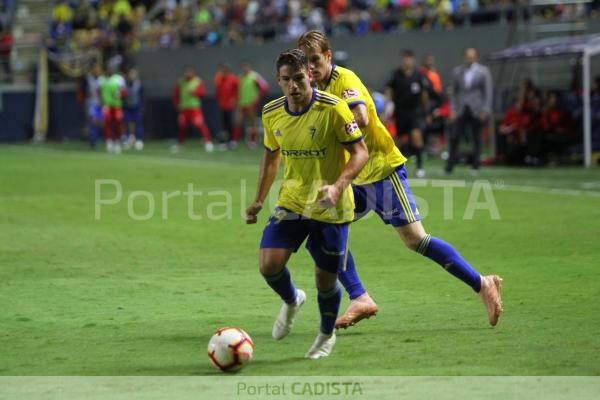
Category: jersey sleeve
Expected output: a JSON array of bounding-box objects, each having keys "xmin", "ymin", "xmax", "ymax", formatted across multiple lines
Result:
[
  {"xmin": 262, "ymin": 114, "xmax": 279, "ymax": 152},
  {"xmin": 338, "ymin": 73, "xmax": 367, "ymax": 109},
  {"xmin": 334, "ymin": 103, "xmax": 363, "ymax": 145}
]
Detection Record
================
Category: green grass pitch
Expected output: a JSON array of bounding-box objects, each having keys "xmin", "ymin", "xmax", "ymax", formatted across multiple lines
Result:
[{"xmin": 1, "ymin": 141, "xmax": 599, "ymax": 376}]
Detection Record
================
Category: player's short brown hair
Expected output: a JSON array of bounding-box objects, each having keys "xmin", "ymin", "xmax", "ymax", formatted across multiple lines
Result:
[
  {"xmin": 297, "ymin": 30, "xmax": 331, "ymax": 53},
  {"xmin": 276, "ymin": 49, "xmax": 308, "ymax": 73}
]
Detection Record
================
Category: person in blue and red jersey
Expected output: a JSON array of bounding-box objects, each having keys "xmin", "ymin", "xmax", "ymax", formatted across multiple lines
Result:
[
  {"xmin": 172, "ymin": 66, "xmax": 214, "ymax": 153},
  {"xmin": 214, "ymin": 62, "xmax": 239, "ymax": 150}
]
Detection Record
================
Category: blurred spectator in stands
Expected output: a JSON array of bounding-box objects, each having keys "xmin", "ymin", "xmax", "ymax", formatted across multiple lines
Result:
[
  {"xmin": 214, "ymin": 62, "xmax": 238, "ymax": 150},
  {"xmin": 445, "ymin": 47, "xmax": 492, "ymax": 175},
  {"xmin": 498, "ymin": 93, "xmax": 527, "ymax": 165},
  {"xmin": 0, "ymin": 22, "xmax": 12, "ymax": 83},
  {"xmin": 124, "ymin": 66, "xmax": 144, "ymax": 150},
  {"xmin": 231, "ymin": 61, "xmax": 268, "ymax": 149},
  {"xmin": 171, "ymin": 65, "xmax": 214, "ymax": 153},
  {"xmin": 53, "ymin": 0, "xmax": 74, "ymax": 25},
  {"xmin": 0, "ymin": 0, "xmax": 10, "ymax": 30},
  {"xmin": 540, "ymin": 91, "xmax": 574, "ymax": 164},
  {"xmin": 51, "ymin": 0, "xmax": 75, "ymax": 41}
]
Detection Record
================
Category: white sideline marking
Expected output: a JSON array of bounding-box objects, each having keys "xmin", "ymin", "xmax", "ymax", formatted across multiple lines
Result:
[
  {"xmin": 1, "ymin": 144, "xmax": 256, "ymax": 170},
  {"xmin": 3, "ymin": 145, "xmax": 600, "ymax": 198}
]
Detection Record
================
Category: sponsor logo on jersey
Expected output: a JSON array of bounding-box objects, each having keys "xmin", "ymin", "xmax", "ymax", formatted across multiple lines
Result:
[
  {"xmin": 275, "ymin": 129, "xmax": 282, "ymax": 137},
  {"xmin": 345, "ymin": 120, "xmax": 359, "ymax": 135},
  {"xmin": 342, "ymin": 88, "xmax": 359, "ymax": 99},
  {"xmin": 281, "ymin": 148, "xmax": 326, "ymax": 158}
]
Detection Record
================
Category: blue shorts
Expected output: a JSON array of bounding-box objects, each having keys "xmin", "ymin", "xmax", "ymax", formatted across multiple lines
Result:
[
  {"xmin": 260, "ymin": 208, "xmax": 349, "ymax": 273},
  {"xmin": 353, "ymin": 165, "xmax": 420, "ymax": 227},
  {"xmin": 88, "ymin": 102, "xmax": 103, "ymax": 121},
  {"xmin": 124, "ymin": 107, "xmax": 143, "ymax": 124}
]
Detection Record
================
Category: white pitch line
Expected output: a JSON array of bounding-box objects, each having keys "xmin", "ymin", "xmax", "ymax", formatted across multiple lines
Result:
[
  {"xmin": 495, "ymin": 184, "xmax": 600, "ymax": 198},
  {"xmin": 1, "ymin": 145, "xmax": 258, "ymax": 170},
  {"xmin": 3, "ymin": 145, "xmax": 600, "ymax": 198}
]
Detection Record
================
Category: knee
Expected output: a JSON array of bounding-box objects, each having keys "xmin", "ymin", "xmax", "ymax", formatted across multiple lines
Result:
[
  {"xmin": 314, "ymin": 267, "xmax": 337, "ymax": 292},
  {"xmin": 259, "ymin": 261, "xmax": 281, "ymax": 277},
  {"xmin": 403, "ymin": 231, "xmax": 427, "ymax": 252}
]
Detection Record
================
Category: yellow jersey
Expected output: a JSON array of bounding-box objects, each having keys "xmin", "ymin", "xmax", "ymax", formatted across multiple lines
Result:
[
  {"xmin": 321, "ymin": 65, "xmax": 406, "ymax": 184},
  {"xmin": 262, "ymin": 89, "xmax": 363, "ymax": 224}
]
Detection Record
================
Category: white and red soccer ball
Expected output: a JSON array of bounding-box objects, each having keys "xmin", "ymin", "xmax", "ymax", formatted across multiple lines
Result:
[{"xmin": 207, "ymin": 327, "xmax": 254, "ymax": 372}]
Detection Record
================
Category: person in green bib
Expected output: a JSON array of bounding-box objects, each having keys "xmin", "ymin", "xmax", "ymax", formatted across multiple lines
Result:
[
  {"xmin": 100, "ymin": 64, "xmax": 127, "ymax": 154},
  {"xmin": 171, "ymin": 66, "xmax": 214, "ymax": 153},
  {"xmin": 231, "ymin": 62, "xmax": 269, "ymax": 149}
]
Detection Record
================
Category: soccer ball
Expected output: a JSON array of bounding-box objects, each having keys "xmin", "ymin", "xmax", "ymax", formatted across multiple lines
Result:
[{"xmin": 207, "ymin": 327, "xmax": 254, "ymax": 372}]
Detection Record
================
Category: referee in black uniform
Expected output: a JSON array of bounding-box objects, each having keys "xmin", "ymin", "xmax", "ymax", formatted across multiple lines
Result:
[{"xmin": 385, "ymin": 49, "xmax": 430, "ymax": 178}]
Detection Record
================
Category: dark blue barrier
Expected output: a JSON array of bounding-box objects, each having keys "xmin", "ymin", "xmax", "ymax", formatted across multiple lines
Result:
[{"xmin": 0, "ymin": 88, "xmax": 85, "ymax": 142}]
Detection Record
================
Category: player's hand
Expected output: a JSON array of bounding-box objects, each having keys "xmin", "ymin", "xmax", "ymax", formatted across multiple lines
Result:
[
  {"xmin": 245, "ymin": 201, "xmax": 263, "ymax": 224},
  {"xmin": 318, "ymin": 185, "xmax": 341, "ymax": 208}
]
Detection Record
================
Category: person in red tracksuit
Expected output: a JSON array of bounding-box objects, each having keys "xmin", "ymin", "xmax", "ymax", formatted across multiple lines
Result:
[
  {"xmin": 172, "ymin": 66, "xmax": 214, "ymax": 153},
  {"xmin": 214, "ymin": 62, "xmax": 239, "ymax": 150}
]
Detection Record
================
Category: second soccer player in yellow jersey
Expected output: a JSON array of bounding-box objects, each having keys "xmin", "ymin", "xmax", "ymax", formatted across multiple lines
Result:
[{"xmin": 299, "ymin": 30, "xmax": 503, "ymax": 329}]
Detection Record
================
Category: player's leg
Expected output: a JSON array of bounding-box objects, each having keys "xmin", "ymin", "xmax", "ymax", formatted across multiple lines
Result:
[
  {"xmin": 445, "ymin": 115, "xmax": 463, "ymax": 173},
  {"xmin": 260, "ymin": 209, "xmax": 309, "ymax": 340},
  {"xmin": 174, "ymin": 111, "xmax": 188, "ymax": 152},
  {"xmin": 134, "ymin": 108, "xmax": 144, "ymax": 150},
  {"xmin": 102, "ymin": 106, "xmax": 114, "ymax": 152},
  {"xmin": 388, "ymin": 166, "xmax": 503, "ymax": 325},
  {"xmin": 411, "ymin": 122, "xmax": 425, "ymax": 178},
  {"xmin": 191, "ymin": 109, "xmax": 214, "ymax": 152},
  {"xmin": 230, "ymin": 107, "xmax": 243, "ymax": 147},
  {"xmin": 122, "ymin": 109, "xmax": 133, "ymax": 149},
  {"xmin": 89, "ymin": 103, "xmax": 102, "ymax": 148},
  {"xmin": 336, "ymin": 183, "xmax": 378, "ymax": 329},
  {"xmin": 112, "ymin": 108, "xmax": 124, "ymax": 153},
  {"xmin": 304, "ymin": 221, "xmax": 349, "ymax": 358},
  {"xmin": 247, "ymin": 103, "xmax": 258, "ymax": 148},
  {"xmin": 469, "ymin": 113, "xmax": 483, "ymax": 171}
]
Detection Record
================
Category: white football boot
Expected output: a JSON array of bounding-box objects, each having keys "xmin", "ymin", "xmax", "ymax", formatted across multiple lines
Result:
[
  {"xmin": 305, "ymin": 332, "xmax": 336, "ymax": 359},
  {"xmin": 272, "ymin": 289, "xmax": 306, "ymax": 340}
]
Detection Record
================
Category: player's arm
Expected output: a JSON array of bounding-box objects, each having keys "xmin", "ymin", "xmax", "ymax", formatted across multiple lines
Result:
[
  {"xmin": 319, "ymin": 139, "xmax": 368, "ymax": 208},
  {"xmin": 351, "ymin": 104, "xmax": 369, "ymax": 128},
  {"xmin": 246, "ymin": 148, "xmax": 281, "ymax": 224},
  {"xmin": 340, "ymin": 75, "xmax": 370, "ymax": 128},
  {"xmin": 194, "ymin": 80, "xmax": 206, "ymax": 98},
  {"xmin": 172, "ymin": 86, "xmax": 180, "ymax": 109}
]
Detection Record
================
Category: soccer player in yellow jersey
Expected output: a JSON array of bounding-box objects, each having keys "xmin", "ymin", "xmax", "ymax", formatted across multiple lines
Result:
[
  {"xmin": 245, "ymin": 49, "xmax": 368, "ymax": 359},
  {"xmin": 298, "ymin": 31, "xmax": 503, "ymax": 329}
]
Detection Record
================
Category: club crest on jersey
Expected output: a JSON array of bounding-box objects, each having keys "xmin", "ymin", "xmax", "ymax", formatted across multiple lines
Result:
[
  {"xmin": 345, "ymin": 120, "xmax": 359, "ymax": 135},
  {"xmin": 342, "ymin": 88, "xmax": 359, "ymax": 99},
  {"xmin": 308, "ymin": 126, "xmax": 317, "ymax": 140},
  {"xmin": 275, "ymin": 129, "xmax": 282, "ymax": 137}
]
